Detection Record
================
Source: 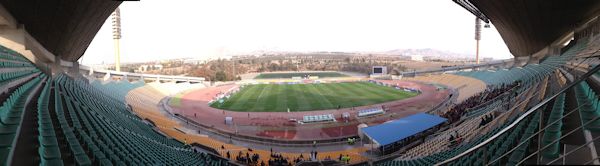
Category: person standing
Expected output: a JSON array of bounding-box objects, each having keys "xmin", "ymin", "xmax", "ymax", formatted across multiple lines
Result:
[{"xmin": 347, "ymin": 155, "xmax": 351, "ymax": 164}]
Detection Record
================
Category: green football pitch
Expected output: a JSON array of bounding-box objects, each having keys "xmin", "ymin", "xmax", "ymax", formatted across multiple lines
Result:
[
  {"xmin": 254, "ymin": 72, "xmax": 348, "ymax": 79},
  {"xmin": 210, "ymin": 82, "xmax": 419, "ymax": 112}
]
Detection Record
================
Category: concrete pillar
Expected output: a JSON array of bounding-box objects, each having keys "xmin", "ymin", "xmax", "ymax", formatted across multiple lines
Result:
[
  {"xmin": 530, "ymin": 45, "xmax": 561, "ymax": 65},
  {"xmin": 70, "ymin": 61, "xmax": 80, "ymax": 75},
  {"xmin": 103, "ymin": 72, "xmax": 111, "ymax": 81},
  {"xmin": 512, "ymin": 56, "xmax": 529, "ymax": 68},
  {"xmin": 88, "ymin": 67, "xmax": 94, "ymax": 76},
  {"xmin": 527, "ymin": 55, "xmax": 541, "ymax": 64},
  {"xmin": 0, "ymin": 4, "xmax": 57, "ymax": 75},
  {"xmin": 71, "ymin": 61, "xmax": 85, "ymax": 80},
  {"xmin": 548, "ymin": 45, "xmax": 561, "ymax": 57},
  {"xmin": 53, "ymin": 55, "xmax": 62, "ymax": 74}
]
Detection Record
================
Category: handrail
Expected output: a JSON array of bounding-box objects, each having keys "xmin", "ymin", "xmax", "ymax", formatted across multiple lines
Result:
[
  {"xmin": 486, "ymin": 99, "xmax": 596, "ymax": 165},
  {"xmin": 394, "ymin": 83, "xmax": 536, "ymax": 161},
  {"xmin": 435, "ymin": 62, "xmax": 600, "ymax": 165},
  {"xmin": 526, "ymin": 117, "xmax": 600, "ymax": 165},
  {"xmin": 583, "ymin": 156, "xmax": 600, "ymax": 165}
]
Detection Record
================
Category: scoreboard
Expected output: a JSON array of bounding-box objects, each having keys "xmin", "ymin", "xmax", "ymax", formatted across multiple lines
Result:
[{"xmin": 372, "ymin": 66, "xmax": 387, "ymax": 75}]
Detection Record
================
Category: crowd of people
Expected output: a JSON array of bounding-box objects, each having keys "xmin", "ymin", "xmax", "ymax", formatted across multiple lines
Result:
[
  {"xmin": 230, "ymin": 150, "xmax": 261, "ymax": 165},
  {"xmin": 479, "ymin": 114, "xmax": 495, "ymax": 127},
  {"xmin": 268, "ymin": 153, "xmax": 291, "ymax": 166},
  {"xmin": 442, "ymin": 81, "xmax": 520, "ymax": 123},
  {"xmin": 222, "ymin": 146, "xmax": 354, "ymax": 166}
]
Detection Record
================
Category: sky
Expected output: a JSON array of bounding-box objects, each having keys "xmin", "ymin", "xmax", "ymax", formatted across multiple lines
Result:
[{"xmin": 79, "ymin": 0, "xmax": 513, "ymax": 65}]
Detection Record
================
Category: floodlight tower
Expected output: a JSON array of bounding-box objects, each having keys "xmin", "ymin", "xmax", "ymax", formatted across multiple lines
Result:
[
  {"xmin": 112, "ymin": 7, "xmax": 122, "ymax": 72},
  {"xmin": 475, "ymin": 17, "xmax": 482, "ymax": 64}
]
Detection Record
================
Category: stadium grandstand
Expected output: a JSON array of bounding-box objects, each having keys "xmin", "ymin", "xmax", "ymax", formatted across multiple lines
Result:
[{"xmin": 0, "ymin": 0, "xmax": 599, "ymax": 166}]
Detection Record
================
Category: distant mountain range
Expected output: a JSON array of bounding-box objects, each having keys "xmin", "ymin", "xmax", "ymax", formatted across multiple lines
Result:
[{"xmin": 384, "ymin": 48, "xmax": 476, "ymax": 60}]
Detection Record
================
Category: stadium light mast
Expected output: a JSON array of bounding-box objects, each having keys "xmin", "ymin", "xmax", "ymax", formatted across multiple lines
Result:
[
  {"xmin": 112, "ymin": 7, "xmax": 122, "ymax": 72},
  {"xmin": 474, "ymin": 17, "xmax": 482, "ymax": 65}
]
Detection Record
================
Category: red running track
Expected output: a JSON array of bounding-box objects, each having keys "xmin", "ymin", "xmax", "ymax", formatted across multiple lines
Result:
[{"xmin": 169, "ymin": 81, "xmax": 450, "ymax": 141}]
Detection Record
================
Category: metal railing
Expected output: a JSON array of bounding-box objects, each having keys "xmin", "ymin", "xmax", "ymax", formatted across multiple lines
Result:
[{"xmin": 435, "ymin": 58, "xmax": 600, "ymax": 165}]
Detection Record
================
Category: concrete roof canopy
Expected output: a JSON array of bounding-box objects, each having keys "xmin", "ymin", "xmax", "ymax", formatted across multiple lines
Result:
[
  {"xmin": 2, "ymin": 0, "xmax": 600, "ymax": 61},
  {"xmin": 456, "ymin": 0, "xmax": 600, "ymax": 57},
  {"xmin": 0, "ymin": 0, "xmax": 121, "ymax": 62}
]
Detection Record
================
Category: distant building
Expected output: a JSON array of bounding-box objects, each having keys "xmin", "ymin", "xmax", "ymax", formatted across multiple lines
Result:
[
  {"xmin": 183, "ymin": 58, "xmax": 208, "ymax": 64},
  {"xmin": 138, "ymin": 64, "xmax": 163, "ymax": 72},
  {"xmin": 410, "ymin": 55, "xmax": 424, "ymax": 61}
]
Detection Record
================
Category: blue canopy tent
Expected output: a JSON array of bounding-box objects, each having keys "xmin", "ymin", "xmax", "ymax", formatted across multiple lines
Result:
[{"xmin": 361, "ymin": 113, "xmax": 447, "ymax": 154}]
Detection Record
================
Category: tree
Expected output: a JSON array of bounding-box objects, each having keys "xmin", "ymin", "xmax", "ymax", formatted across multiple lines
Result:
[{"xmin": 215, "ymin": 71, "xmax": 227, "ymax": 81}]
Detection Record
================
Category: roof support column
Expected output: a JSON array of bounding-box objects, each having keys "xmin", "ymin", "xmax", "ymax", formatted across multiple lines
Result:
[{"xmin": 512, "ymin": 56, "xmax": 530, "ymax": 68}]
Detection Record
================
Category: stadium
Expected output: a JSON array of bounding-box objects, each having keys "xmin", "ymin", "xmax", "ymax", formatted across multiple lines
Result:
[{"xmin": 1, "ymin": 0, "xmax": 600, "ymax": 166}]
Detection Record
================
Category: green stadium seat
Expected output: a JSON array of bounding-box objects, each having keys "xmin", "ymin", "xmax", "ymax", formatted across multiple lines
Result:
[{"xmin": 39, "ymin": 146, "xmax": 62, "ymax": 160}]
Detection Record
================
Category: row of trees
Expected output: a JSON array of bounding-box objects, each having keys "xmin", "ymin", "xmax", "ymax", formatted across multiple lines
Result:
[
  {"xmin": 186, "ymin": 57, "xmax": 407, "ymax": 81},
  {"xmin": 136, "ymin": 55, "xmax": 410, "ymax": 82}
]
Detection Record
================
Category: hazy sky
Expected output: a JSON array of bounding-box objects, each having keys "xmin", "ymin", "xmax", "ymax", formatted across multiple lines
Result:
[{"xmin": 80, "ymin": 0, "xmax": 512, "ymax": 65}]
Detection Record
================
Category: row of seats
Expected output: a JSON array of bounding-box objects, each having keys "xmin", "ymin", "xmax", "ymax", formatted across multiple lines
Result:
[
  {"xmin": 399, "ymin": 111, "xmax": 493, "ymax": 159},
  {"xmin": 0, "ymin": 45, "xmax": 31, "ymax": 63},
  {"xmin": 125, "ymin": 81, "xmax": 371, "ymax": 165},
  {"xmin": 455, "ymin": 39, "xmax": 587, "ymax": 87},
  {"xmin": 37, "ymin": 78, "xmax": 64, "ymax": 165},
  {"xmin": 439, "ymin": 44, "xmax": 579, "ymax": 164},
  {"xmin": 506, "ymin": 111, "xmax": 541, "ymax": 165},
  {"xmin": 376, "ymin": 109, "xmax": 542, "ymax": 166},
  {"xmin": 398, "ymin": 76, "xmax": 541, "ymax": 161},
  {"xmin": 442, "ymin": 80, "xmax": 544, "ymax": 165},
  {"xmin": 573, "ymin": 82, "xmax": 600, "ymax": 131},
  {"xmin": 0, "ymin": 70, "xmax": 40, "ymax": 87},
  {"xmin": 0, "ymin": 61, "xmax": 33, "ymax": 68},
  {"xmin": 379, "ymin": 37, "xmax": 594, "ymax": 165},
  {"xmin": 401, "ymin": 73, "xmax": 487, "ymax": 102},
  {"xmin": 147, "ymin": 82, "xmax": 206, "ymax": 96},
  {"xmin": 51, "ymin": 74, "xmax": 228, "ymax": 165},
  {"xmin": 403, "ymin": 71, "xmax": 535, "ymax": 159},
  {"xmin": 90, "ymin": 79, "xmax": 145, "ymax": 102},
  {"xmin": 0, "ymin": 74, "xmax": 44, "ymax": 164},
  {"xmin": 541, "ymin": 93, "xmax": 565, "ymax": 158}
]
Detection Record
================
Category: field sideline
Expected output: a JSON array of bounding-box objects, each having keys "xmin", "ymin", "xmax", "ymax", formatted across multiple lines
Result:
[
  {"xmin": 210, "ymin": 82, "xmax": 419, "ymax": 112},
  {"xmin": 254, "ymin": 72, "xmax": 348, "ymax": 79}
]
